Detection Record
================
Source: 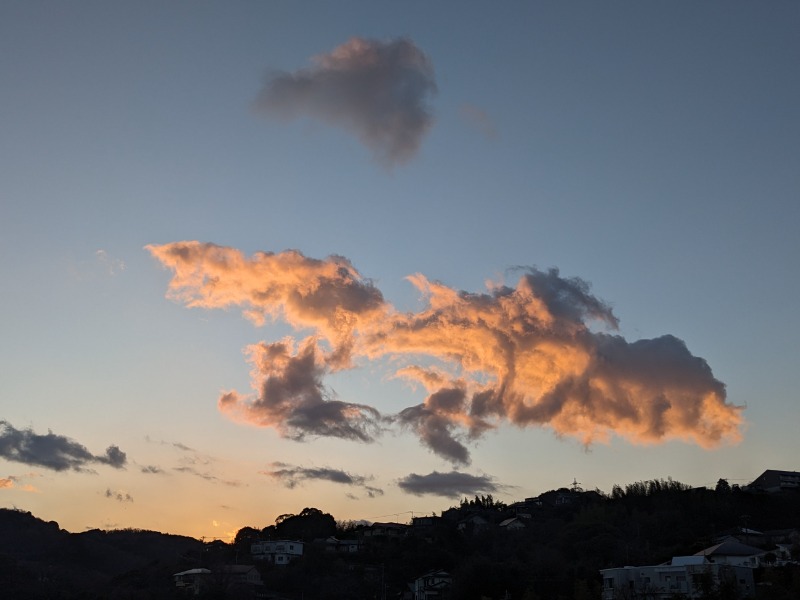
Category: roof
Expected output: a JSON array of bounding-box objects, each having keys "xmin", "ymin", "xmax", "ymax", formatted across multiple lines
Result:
[
  {"xmin": 220, "ymin": 564, "xmax": 257, "ymax": 574},
  {"xmin": 499, "ymin": 517, "xmax": 524, "ymax": 527},
  {"xmin": 671, "ymin": 556, "xmax": 708, "ymax": 566},
  {"xmin": 695, "ymin": 538, "xmax": 764, "ymax": 557},
  {"xmin": 174, "ymin": 568, "xmax": 211, "ymax": 576}
]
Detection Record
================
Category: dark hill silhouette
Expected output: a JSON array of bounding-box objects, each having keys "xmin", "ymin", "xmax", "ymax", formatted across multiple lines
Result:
[
  {"xmin": 1, "ymin": 479, "xmax": 799, "ymax": 599},
  {"xmin": 0, "ymin": 508, "xmax": 202, "ymax": 598}
]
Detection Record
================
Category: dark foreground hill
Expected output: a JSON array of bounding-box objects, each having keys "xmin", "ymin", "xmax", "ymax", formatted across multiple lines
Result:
[
  {"xmin": 0, "ymin": 508, "xmax": 202, "ymax": 598},
  {"xmin": 2, "ymin": 479, "xmax": 800, "ymax": 599}
]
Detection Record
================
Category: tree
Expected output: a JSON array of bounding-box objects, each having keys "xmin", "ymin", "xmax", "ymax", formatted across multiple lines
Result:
[{"xmin": 715, "ymin": 479, "xmax": 731, "ymax": 494}]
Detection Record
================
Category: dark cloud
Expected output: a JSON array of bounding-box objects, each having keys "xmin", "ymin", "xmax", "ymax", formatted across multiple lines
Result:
[
  {"xmin": 263, "ymin": 461, "xmax": 383, "ymax": 497},
  {"xmin": 397, "ymin": 471, "xmax": 500, "ymax": 498},
  {"xmin": 254, "ymin": 37, "xmax": 436, "ymax": 166},
  {"xmin": 395, "ymin": 387, "xmax": 472, "ymax": 466},
  {"xmin": 0, "ymin": 421, "xmax": 127, "ymax": 472},
  {"xmin": 218, "ymin": 339, "xmax": 382, "ymax": 442},
  {"xmin": 105, "ymin": 488, "xmax": 133, "ymax": 503},
  {"xmin": 140, "ymin": 465, "xmax": 164, "ymax": 474}
]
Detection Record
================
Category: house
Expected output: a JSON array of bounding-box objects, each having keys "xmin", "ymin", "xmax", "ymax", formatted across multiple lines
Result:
[
  {"xmin": 361, "ymin": 521, "xmax": 408, "ymax": 539},
  {"xmin": 694, "ymin": 537, "xmax": 766, "ymax": 567},
  {"xmin": 747, "ymin": 469, "xmax": 800, "ymax": 493},
  {"xmin": 411, "ymin": 516, "xmax": 440, "ymax": 529},
  {"xmin": 173, "ymin": 568, "xmax": 211, "ymax": 595},
  {"xmin": 218, "ymin": 564, "xmax": 263, "ymax": 587},
  {"xmin": 174, "ymin": 566, "xmax": 263, "ymax": 597},
  {"xmin": 498, "ymin": 517, "xmax": 526, "ymax": 531},
  {"xmin": 411, "ymin": 569, "xmax": 452, "ymax": 600},
  {"xmin": 456, "ymin": 513, "xmax": 490, "ymax": 534},
  {"xmin": 316, "ymin": 536, "xmax": 360, "ymax": 553},
  {"xmin": 251, "ymin": 539, "xmax": 304, "ymax": 565},
  {"xmin": 600, "ymin": 555, "xmax": 754, "ymax": 599}
]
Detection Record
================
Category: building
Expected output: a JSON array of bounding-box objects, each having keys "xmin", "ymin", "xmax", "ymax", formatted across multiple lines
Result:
[
  {"xmin": 411, "ymin": 569, "xmax": 452, "ymax": 600},
  {"xmin": 747, "ymin": 469, "xmax": 800, "ymax": 493},
  {"xmin": 173, "ymin": 568, "xmax": 211, "ymax": 595},
  {"xmin": 316, "ymin": 535, "xmax": 360, "ymax": 553},
  {"xmin": 361, "ymin": 521, "xmax": 408, "ymax": 539},
  {"xmin": 251, "ymin": 539, "xmax": 304, "ymax": 565},
  {"xmin": 694, "ymin": 537, "xmax": 766, "ymax": 567},
  {"xmin": 498, "ymin": 517, "xmax": 526, "ymax": 531},
  {"xmin": 600, "ymin": 555, "xmax": 754, "ymax": 599}
]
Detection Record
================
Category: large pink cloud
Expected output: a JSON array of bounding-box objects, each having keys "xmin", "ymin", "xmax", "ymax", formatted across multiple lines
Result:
[{"xmin": 149, "ymin": 242, "xmax": 743, "ymax": 461}]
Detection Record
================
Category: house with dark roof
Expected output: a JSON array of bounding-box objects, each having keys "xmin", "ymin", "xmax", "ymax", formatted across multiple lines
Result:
[
  {"xmin": 410, "ymin": 569, "xmax": 452, "ymax": 600},
  {"xmin": 747, "ymin": 469, "xmax": 800, "ymax": 493},
  {"xmin": 694, "ymin": 537, "xmax": 766, "ymax": 568}
]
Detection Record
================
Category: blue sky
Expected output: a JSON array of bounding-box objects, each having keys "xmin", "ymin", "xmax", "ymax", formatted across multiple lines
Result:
[{"xmin": 1, "ymin": 2, "xmax": 798, "ymax": 539}]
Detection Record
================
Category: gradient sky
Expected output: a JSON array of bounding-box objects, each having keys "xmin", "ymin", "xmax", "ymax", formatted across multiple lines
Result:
[{"xmin": 2, "ymin": 2, "xmax": 799, "ymax": 541}]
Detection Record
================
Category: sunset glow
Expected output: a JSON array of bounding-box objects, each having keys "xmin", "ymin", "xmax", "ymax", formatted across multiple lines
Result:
[{"xmin": 1, "ymin": 3, "xmax": 797, "ymax": 539}]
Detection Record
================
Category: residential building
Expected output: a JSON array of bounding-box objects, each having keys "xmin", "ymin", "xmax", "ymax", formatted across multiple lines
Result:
[
  {"xmin": 316, "ymin": 535, "xmax": 360, "ymax": 553},
  {"xmin": 361, "ymin": 521, "xmax": 408, "ymax": 539},
  {"xmin": 747, "ymin": 469, "xmax": 800, "ymax": 493},
  {"xmin": 694, "ymin": 537, "xmax": 766, "ymax": 567},
  {"xmin": 600, "ymin": 555, "xmax": 754, "ymax": 599},
  {"xmin": 251, "ymin": 539, "xmax": 304, "ymax": 565},
  {"xmin": 498, "ymin": 517, "xmax": 526, "ymax": 531},
  {"xmin": 173, "ymin": 568, "xmax": 211, "ymax": 595},
  {"xmin": 411, "ymin": 569, "xmax": 452, "ymax": 600}
]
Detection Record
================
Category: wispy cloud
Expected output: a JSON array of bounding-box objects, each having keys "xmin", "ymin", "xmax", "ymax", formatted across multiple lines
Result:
[
  {"xmin": 262, "ymin": 461, "xmax": 384, "ymax": 498},
  {"xmin": 254, "ymin": 37, "xmax": 436, "ymax": 167},
  {"xmin": 105, "ymin": 488, "xmax": 133, "ymax": 502},
  {"xmin": 95, "ymin": 249, "xmax": 126, "ymax": 276},
  {"xmin": 140, "ymin": 465, "xmax": 164, "ymax": 474},
  {"xmin": 0, "ymin": 421, "xmax": 127, "ymax": 472},
  {"xmin": 0, "ymin": 473, "xmax": 42, "ymax": 493},
  {"xmin": 148, "ymin": 242, "xmax": 743, "ymax": 463},
  {"xmin": 397, "ymin": 471, "xmax": 500, "ymax": 498},
  {"xmin": 174, "ymin": 466, "xmax": 243, "ymax": 488},
  {"xmin": 459, "ymin": 104, "xmax": 497, "ymax": 139}
]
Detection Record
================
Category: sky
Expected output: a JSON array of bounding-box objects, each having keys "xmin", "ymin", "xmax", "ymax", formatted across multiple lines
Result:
[{"xmin": 1, "ymin": 2, "xmax": 799, "ymax": 541}]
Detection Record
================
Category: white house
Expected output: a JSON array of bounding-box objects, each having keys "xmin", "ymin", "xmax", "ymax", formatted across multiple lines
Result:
[
  {"xmin": 693, "ymin": 537, "xmax": 766, "ymax": 567},
  {"xmin": 251, "ymin": 539, "xmax": 304, "ymax": 565},
  {"xmin": 412, "ymin": 569, "xmax": 452, "ymax": 599},
  {"xmin": 600, "ymin": 555, "xmax": 754, "ymax": 599},
  {"xmin": 173, "ymin": 568, "xmax": 211, "ymax": 595}
]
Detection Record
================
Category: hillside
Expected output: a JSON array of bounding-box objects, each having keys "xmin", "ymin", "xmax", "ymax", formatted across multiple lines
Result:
[{"xmin": 1, "ymin": 479, "xmax": 799, "ymax": 599}]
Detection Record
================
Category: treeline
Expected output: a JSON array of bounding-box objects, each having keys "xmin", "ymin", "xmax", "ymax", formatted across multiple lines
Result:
[
  {"xmin": 229, "ymin": 479, "xmax": 800, "ymax": 600},
  {"xmin": 0, "ymin": 479, "xmax": 799, "ymax": 599}
]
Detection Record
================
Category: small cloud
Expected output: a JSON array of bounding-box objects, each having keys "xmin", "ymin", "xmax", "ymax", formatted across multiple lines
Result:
[
  {"xmin": 95, "ymin": 250, "xmax": 126, "ymax": 276},
  {"xmin": 105, "ymin": 488, "xmax": 133, "ymax": 503},
  {"xmin": 140, "ymin": 465, "xmax": 164, "ymax": 474},
  {"xmin": 459, "ymin": 104, "xmax": 497, "ymax": 139},
  {"xmin": 0, "ymin": 421, "xmax": 127, "ymax": 472},
  {"xmin": 253, "ymin": 37, "xmax": 437, "ymax": 167},
  {"xmin": 397, "ymin": 470, "xmax": 500, "ymax": 498},
  {"xmin": 262, "ymin": 462, "xmax": 383, "ymax": 497},
  {"xmin": 0, "ymin": 473, "xmax": 41, "ymax": 493}
]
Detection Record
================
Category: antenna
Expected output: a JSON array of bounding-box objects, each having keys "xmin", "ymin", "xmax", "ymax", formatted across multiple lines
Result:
[{"xmin": 571, "ymin": 478, "xmax": 582, "ymax": 491}]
